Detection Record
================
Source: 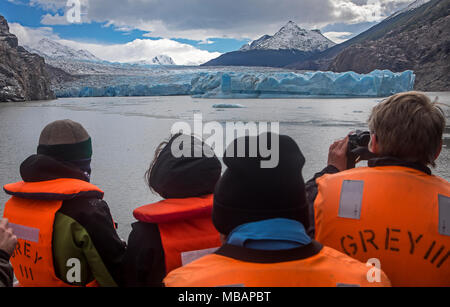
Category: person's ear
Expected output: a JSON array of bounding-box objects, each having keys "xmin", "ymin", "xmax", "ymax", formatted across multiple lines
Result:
[
  {"xmin": 434, "ymin": 140, "xmax": 443, "ymax": 161},
  {"xmin": 369, "ymin": 133, "xmax": 379, "ymax": 154}
]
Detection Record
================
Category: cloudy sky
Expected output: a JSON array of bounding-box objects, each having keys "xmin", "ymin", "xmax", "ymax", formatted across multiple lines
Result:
[{"xmin": 2, "ymin": 0, "xmax": 415, "ymax": 65}]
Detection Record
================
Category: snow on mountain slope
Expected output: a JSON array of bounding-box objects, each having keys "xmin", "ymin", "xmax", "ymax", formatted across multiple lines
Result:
[
  {"xmin": 240, "ymin": 21, "xmax": 336, "ymax": 52},
  {"xmin": 131, "ymin": 55, "xmax": 177, "ymax": 66},
  {"xmin": 24, "ymin": 38, "xmax": 102, "ymax": 62},
  {"xmin": 240, "ymin": 35, "xmax": 271, "ymax": 51},
  {"xmin": 150, "ymin": 55, "xmax": 176, "ymax": 65}
]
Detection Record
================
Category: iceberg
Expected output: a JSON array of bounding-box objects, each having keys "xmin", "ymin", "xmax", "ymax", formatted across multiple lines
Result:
[
  {"xmin": 212, "ymin": 103, "xmax": 245, "ymax": 108},
  {"xmin": 53, "ymin": 69, "xmax": 415, "ymax": 99}
]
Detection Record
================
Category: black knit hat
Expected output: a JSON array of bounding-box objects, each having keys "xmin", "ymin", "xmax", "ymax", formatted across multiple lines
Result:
[
  {"xmin": 149, "ymin": 134, "xmax": 222, "ymax": 199},
  {"xmin": 212, "ymin": 133, "xmax": 310, "ymax": 235},
  {"xmin": 37, "ymin": 119, "xmax": 92, "ymax": 161}
]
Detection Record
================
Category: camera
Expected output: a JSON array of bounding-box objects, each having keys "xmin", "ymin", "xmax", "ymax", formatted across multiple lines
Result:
[{"xmin": 346, "ymin": 130, "xmax": 371, "ymax": 169}]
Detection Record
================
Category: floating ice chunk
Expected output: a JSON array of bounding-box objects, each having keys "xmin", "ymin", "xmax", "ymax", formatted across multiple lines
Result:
[{"xmin": 212, "ymin": 103, "xmax": 245, "ymax": 109}]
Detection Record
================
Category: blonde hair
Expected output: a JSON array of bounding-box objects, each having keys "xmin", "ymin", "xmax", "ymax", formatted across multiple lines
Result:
[{"xmin": 368, "ymin": 91, "xmax": 446, "ymax": 167}]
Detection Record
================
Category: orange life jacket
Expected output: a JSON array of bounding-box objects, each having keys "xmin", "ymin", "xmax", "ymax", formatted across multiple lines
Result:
[
  {"xmin": 3, "ymin": 178, "xmax": 104, "ymax": 287},
  {"xmin": 163, "ymin": 241, "xmax": 391, "ymax": 287},
  {"xmin": 314, "ymin": 166, "xmax": 450, "ymax": 287},
  {"xmin": 133, "ymin": 194, "xmax": 221, "ymax": 274}
]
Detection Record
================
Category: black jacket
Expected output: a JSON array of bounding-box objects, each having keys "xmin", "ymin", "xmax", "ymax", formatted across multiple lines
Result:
[
  {"xmin": 0, "ymin": 250, "xmax": 13, "ymax": 287},
  {"xmin": 121, "ymin": 222, "xmax": 166, "ymax": 287},
  {"xmin": 305, "ymin": 157, "xmax": 432, "ymax": 238}
]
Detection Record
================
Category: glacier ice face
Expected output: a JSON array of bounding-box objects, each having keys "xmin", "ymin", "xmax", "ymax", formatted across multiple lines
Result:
[
  {"xmin": 190, "ymin": 69, "xmax": 415, "ymax": 98},
  {"xmin": 56, "ymin": 83, "xmax": 192, "ymax": 98},
  {"xmin": 53, "ymin": 69, "xmax": 415, "ymax": 99}
]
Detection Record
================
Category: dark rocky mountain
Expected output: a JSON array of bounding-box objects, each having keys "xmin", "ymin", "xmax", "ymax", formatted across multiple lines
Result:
[
  {"xmin": 0, "ymin": 15, "xmax": 55, "ymax": 102},
  {"xmin": 288, "ymin": 0, "xmax": 437, "ymax": 70},
  {"xmin": 202, "ymin": 49, "xmax": 313, "ymax": 68},
  {"xmin": 328, "ymin": 0, "xmax": 449, "ymax": 91},
  {"xmin": 289, "ymin": 0, "xmax": 449, "ymax": 91}
]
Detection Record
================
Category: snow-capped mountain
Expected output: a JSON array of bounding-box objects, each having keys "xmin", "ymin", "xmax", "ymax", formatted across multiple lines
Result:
[
  {"xmin": 240, "ymin": 21, "xmax": 336, "ymax": 52},
  {"xmin": 24, "ymin": 38, "xmax": 101, "ymax": 62},
  {"xmin": 131, "ymin": 55, "xmax": 176, "ymax": 66},
  {"xmin": 150, "ymin": 55, "xmax": 176, "ymax": 65}
]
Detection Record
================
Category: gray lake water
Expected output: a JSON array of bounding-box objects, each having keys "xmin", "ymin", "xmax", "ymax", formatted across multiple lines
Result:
[{"xmin": 1, "ymin": 94, "xmax": 449, "ymax": 238}]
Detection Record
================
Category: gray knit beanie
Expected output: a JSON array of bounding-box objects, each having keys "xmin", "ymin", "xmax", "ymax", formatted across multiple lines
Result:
[{"xmin": 37, "ymin": 119, "xmax": 92, "ymax": 161}]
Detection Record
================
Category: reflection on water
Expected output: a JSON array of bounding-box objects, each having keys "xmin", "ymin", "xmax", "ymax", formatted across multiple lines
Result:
[{"xmin": 0, "ymin": 93, "xmax": 449, "ymax": 238}]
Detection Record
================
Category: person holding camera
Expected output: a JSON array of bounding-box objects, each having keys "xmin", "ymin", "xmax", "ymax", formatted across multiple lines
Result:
[
  {"xmin": 306, "ymin": 91, "xmax": 450, "ymax": 286},
  {"xmin": 164, "ymin": 133, "xmax": 391, "ymax": 287}
]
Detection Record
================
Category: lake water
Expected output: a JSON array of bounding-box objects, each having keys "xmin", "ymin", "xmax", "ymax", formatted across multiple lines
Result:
[{"xmin": 1, "ymin": 93, "xmax": 449, "ymax": 239}]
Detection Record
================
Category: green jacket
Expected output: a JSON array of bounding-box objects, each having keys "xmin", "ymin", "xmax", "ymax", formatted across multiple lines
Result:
[{"xmin": 52, "ymin": 197, "xmax": 126, "ymax": 287}]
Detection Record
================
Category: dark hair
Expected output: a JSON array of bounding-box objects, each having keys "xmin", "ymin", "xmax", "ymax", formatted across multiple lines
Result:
[
  {"xmin": 144, "ymin": 133, "xmax": 222, "ymax": 199},
  {"xmin": 144, "ymin": 134, "xmax": 176, "ymax": 194}
]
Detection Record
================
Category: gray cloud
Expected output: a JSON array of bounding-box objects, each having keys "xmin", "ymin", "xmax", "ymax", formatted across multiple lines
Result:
[
  {"xmin": 31, "ymin": 0, "xmax": 414, "ymax": 40},
  {"xmin": 378, "ymin": 1, "xmax": 411, "ymax": 15},
  {"xmin": 349, "ymin": 0, "xmax": 369, "ymax": 6},
  {"xmin": 85, "ymin": 0, "xmax": 336, "ymax": 38}
]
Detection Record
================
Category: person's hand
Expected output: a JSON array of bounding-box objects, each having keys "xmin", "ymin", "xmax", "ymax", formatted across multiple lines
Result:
[
  {"xmin": 0, "ymin": 219, "xmax": 17, "ymax": 256},
  {"xmin": 327, "ymin": 136, "xmax": 349, "ymax": 172}
]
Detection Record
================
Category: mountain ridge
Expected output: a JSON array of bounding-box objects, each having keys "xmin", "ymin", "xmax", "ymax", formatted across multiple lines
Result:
[
  {"xmin": 24, "ymin": 38, "xmax": 102, "ymax": 62},
  {"xmin": 327, "ymin": 0, "xmax": 450, "ymax": 91},
  {"xmin": 287, "ymin": 0, "xmax": 445, "ymax": 70}
]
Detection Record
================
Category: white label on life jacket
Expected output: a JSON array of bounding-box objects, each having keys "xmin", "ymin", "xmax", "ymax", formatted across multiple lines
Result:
[
  {"xmin": 181, "ymin": 247, "xmax": 219, "ymax": 266},
  {"xmin": 8, "ymin": 223, "xmax": 40, "ymax": 243},
  {"xmin": 438, "ymin": 194, "xmax": 450, "ymax": 236},
  {"xmin": 338, "ymin": 180, "xmax": 364, "ymax": 220}
]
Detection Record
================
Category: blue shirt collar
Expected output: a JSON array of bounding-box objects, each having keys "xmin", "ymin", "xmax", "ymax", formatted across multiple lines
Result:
[{"xmin": 226, "ymin": 218, "xmax": 312, "ymax": 251}]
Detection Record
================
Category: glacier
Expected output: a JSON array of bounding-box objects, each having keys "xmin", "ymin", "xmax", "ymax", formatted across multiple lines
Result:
[{"xmin": 54, "ymin": 69, "xmax": 415, "ymax": 99}]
